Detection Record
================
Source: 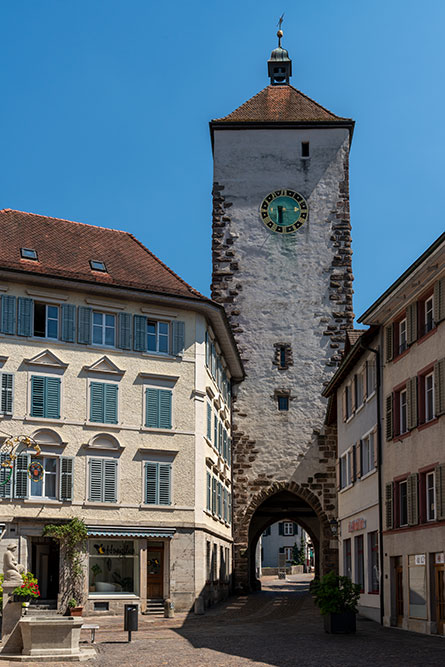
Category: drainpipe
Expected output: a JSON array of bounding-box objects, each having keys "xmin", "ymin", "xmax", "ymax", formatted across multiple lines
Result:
[{"xmin": 360, "ymin": 338, "xmax": 384, "ymax": 625}]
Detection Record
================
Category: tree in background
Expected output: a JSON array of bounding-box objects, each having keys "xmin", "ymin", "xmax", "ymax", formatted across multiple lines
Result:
[{"xmin": 292, "ymin": 534, "xmax": 306, "ymax": 565}]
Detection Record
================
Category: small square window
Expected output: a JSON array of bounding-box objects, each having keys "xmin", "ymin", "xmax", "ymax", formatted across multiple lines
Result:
[
  {"xmin": 277, "ymin": 395, "xmax": 289, "ymax": 411},
  {"xmin": 20, "ymin": 248, "xmax": 38, "ymax": 260},
  {"xmin": 301, "ymin": 141, "xmax": 310, "ymax": 158},
  {"xmin": 90, "ymin": 260, "xmax": 107, "ymax": 272}
]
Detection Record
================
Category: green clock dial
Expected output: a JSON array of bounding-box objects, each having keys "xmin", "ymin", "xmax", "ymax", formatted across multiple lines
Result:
[{"xmin": 260, "ymin": 189, "xmax": 308, "ymax": 234}]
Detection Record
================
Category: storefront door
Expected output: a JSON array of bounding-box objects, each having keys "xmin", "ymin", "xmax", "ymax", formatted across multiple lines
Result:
[
  {"xmin": 31, "ymin": 537, "xmax": 59, "ymax": 601},
  {"xmin": 147, "ymin": 544, "xmax": 164, "ymax": 599},
  {"xmin": 435, "ymin": 564, "xmax": 445, "ymax": 634},
  {"xmin": 395, "ymin": 559, "xmax": 404, "ymax": 627}
]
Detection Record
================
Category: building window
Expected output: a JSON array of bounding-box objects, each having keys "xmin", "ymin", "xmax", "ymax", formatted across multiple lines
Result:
[
  {"xmin": 34, "ymin": 303, "xmax": 59, "ymax": 339},
  {"xmin": 30, "ymin": 376, "xmax": 61, "ymax": 419},
  {"xmin": 361, "ymin": 432, "xmax": 375, "ymax": 476},
  {"xmin": 283, "ymin": 522, "xmax": 294, "ymax": 536},
  {"xmin": 368, "ymin": 531, "xmax": 379, "ymax": 593},
  {"xmin": 90, "ymin": 382, "xmax": 118, "ymax": 424},
  {"xmin": 92, "ymin": 312, "xmax": 116, "ymax": 347},
  {"xmin": 90, "ymin": 260, "xmax": 107, "ymax": 272},
  {"xmin": 354, "ymin": 535, "xmax": 364, "ymax": 592},
  {"xmin": 29, "ymin": 456, "xmax": 57, "ymax": 499},
  {"xmin": 212, "ymin": 544, "xmax": 218, "ymax": 581},
  {"xmin": 425, "ymin": 372, "xmax": 434, "ymax": 422},
  {"xmin": 424, "ymin": 296, "xmax": 434, "ymax": 334},
  {"xmin": 399, "ymin": 389, "xmax": 407, "ymax": 434},
  {"xmin": 263, "ymin": 526, "xmax": 271, "ymax": 537},
  {"xmin": 145, "ymin": 388, "xmax": 172, "ymax": 429},
  {"xmin": 206, "ymin": 541, "xmax": 211, "ymax": 582},
  {"xmin": 301, "ymin": 141, "xmax": 310, "ymax": 158},
  {"xmin": 408, "ymin": 554, "xmax": 427, "ymax": 619},
  {"xmin": 88, "ymin": 458, "xmax": 118, "ymax": 503},
  {"xmin": 345, "ymin": 384, "xmax": 353, "ymax": 420},
  {"xmin": 284, "ymin": 547, "xmax": 293, "ymax": 562},
  {"xmin": 89, "ymin": 540, "xmax": 139, "ymax": 595},
  {"xmin": 426, "ymin": 471, "xmax": 436, "ymax": 521},
  {"xmin": 147, "ymin": 320, "xmax": 169, "ymax": 354},
  {"xmin": 144, "ymin": 461, "xmax": 171, "ymax": 505},
  {"xmin": 20, "ymin": 247, "xmax": 38, "ymax": 260},
  {"xmin": 277, "ymin": 395, "xmax": 289, "ymax": 411},
  {"xmin": 343, "ymin": 538, "xmax": 352, "ymax": 579},
  {"xmin": 366, "ymin": 359, "xmax": 376, "ymax": 396},
  {"xmin": 340, "ymin": 449, "xmax": 354, "ymax": 489},
  {"xmin": 399, "ymin": 318, "xmax": 407, "ymax": 354},
  {"xmin": 399, "ymin": 479, "xmax": 408, "ymax": 526},
  {"xmin": 355, "ymin": 371, "xmax": 364, "ymax": 408}
]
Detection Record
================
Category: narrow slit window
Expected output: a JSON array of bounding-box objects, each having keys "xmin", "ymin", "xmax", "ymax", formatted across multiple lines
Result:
[
  {"xmin": 277, "ymin": 395, "xmax": 289, "ymax": 411},
  {"xmin": 301, "ymin": 142, "xmax": 310, "ymax": 158},
  {"xmin": 20, "ymin": 248, "xmax": 38, "ymax": 260}
]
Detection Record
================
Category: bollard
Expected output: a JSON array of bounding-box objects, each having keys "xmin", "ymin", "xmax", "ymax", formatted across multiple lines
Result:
[
  {"xmin": 194, "ymin": 597, "xmax": 205, "ymax": 615},
  {"xmin": 124, "ymin": 604, "xmax": 138, "ymax": 642},
  {"xmin": 164, "ymin": 598, "xmax": 174, "ymax": 618}
]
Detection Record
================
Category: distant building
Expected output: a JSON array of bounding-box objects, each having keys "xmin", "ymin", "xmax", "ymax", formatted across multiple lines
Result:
[{"xmin": 261, "ymin": 521, "xmax": 311, "ymax": 569}]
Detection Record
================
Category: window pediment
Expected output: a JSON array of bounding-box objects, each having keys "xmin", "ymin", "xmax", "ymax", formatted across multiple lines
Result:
[
  {"xmin": 83, "ymin": 356, "xmax": 125, "ymax": 376},
  {"xmin": 24, "ymin": 349, "xmax": 68, "ymax": 369},
  {"xmin": 31, "ymin": 428, "xmax": 66, "ymax": 447},
  {"xmin": 85, "ymin": 433, "xmax": 122, "ymax": 451}
]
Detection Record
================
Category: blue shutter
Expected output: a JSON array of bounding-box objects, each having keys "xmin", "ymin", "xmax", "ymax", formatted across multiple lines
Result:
[
  {"xmin": 17, "ymin": 297, "xmax": 33, "ymax": 336},
  {"xmin": 118, "ymin": 313, "xmax": 131, "ymax": 350},
  {"xmin": 45, "ymin": 378, "xmax": 61, "ymax": 419},
  {"xmin": 0, "ymin": 453, "xmax": 12, "ymax": 499},
  {"xmin": 77, "ymin": 306, "xmax": 92, "ymax": 344},
  {"xmin": 104, "ymin": 384, "xmax": 118, "ymax": 424},
  {"xmin": 172, "ymin": 321, "xmax": 185, "ymax": 355},
  {"xmin": 145, "ymin": 388, "xmax": 160, "ymax": 428},
  {"xmin": 159, "ymin": 390, "xmax": 172, "ymax": 429},
  {"xmin": 31, "ymin": 376, "xmax": 45, "ymax": 417},
  {"xmin": 158, "ymin": 463, "xmax": 171, "ymax": 505},
  {"xmin": 88, "ymin": 458, "xmax": 103, "ymax": 502},
  {"xmin": 133, "ymin": 315, "xmax": 146, "ymax": 352},
  {"xmin": 1, "ymin": 373, "xmax": 14, "ymax": 414},
  {"xmin": 60, "ymin": 457, "xmax": 74, "ymax": 501},
  {"xmin": 207, "ymin": 403, "xmax": 212, "ymax": 440},
  {"xmin": 14, "ymin": 454, "xmax": 29, "ymax": 498},
  {"xmin": 1, "ymin": 295, "xmax": 16, "ymax": 334},
  {"xmin": 61, "ymin": 304, "xmax": 76, "ymax": 342},
  {"xmin": 145, "ymin": 462, "xmax": 157, "ymax": 504},
  {"xmin": 103, "ymin": 460, "xmax": 117, "ymax": 503},
  {"xmin": 90, "ymin": 382, "xmax": 104, "ymax": 422}
]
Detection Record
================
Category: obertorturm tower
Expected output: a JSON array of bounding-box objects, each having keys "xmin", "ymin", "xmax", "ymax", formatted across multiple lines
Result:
[{"xmin": 210, "ymin": 27, "xmax": 355, "ymax": 591}]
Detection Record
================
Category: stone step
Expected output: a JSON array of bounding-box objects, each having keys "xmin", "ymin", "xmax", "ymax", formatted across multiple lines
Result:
[{"xmin": 144, "ymin": 599, "xmax": 164, "ymax": 616}]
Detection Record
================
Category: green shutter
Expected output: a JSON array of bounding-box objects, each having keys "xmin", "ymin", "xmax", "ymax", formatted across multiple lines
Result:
[
  {"xmin": 104, "ymin": 384, "xmax": 118, "ymax": 424},
  {"xmin": 385, "ymin": 394, "xmax": 393, "ymax": 441},
  {"xmin": 0, "ymin": 453, "xmax": 12, "ymax": 499},
  {"xmin": 158, "ymin": 463, "xmax": 171, "ymax": 505},
  {"xmin": 278, "ymin": 523, "xmax": 284, "ymax": 535},
  {"xmin": 45, "ymin": 378, "xmax": 60, "ymax": 419},
  {"xmin": 406, "ymin": 302, "xmax": 417, "ymax": 345},
  {"xmin": 435, "ymin": 464, "xmax": 445, "ymax": 521},
  {"xmin": 172, "ymin": 320, "xmax": 185, "ymax": 355},
  {"xmin": 61, "ymin": 304, "xmax": 76, "ymax": 343},
  {"xmin": 385, "ymin": 482, "xmax": 394, "ymax": 529},
  {"xmin": 1, "ymin": 295, "xmax": 16, "ymax": 334},
  {"xmin": 90, "ymin": 382, "xmax": 104, "ymax": 422},
  {"xmin": 30, "ymin": 376, "xmax": 45, "ymax": 417},
  {"xmin": 60, "ymin": 457, "xmax": 74, "ymax": 501},
  {"xmin": 407, "ymin": 473, "xmax": 419, "ymax": 525},
  {"xmin": 77, "ymin": 306, "xmax": 92, "ymax": 344},
  {"xmin": 1, "ymin": 373, "xmax": 14, "ymax": 414},
  {"xmin": 434, "ymin": 358, "xmax": 445, "ymax": 417},
  {"xmin": 145, "ymin": 462, "xmax": 157, "ymax": 504},
  {"xmin": 88, "ymin": 458, "xmax": 103, "ymax": 502},
  {"xmin": 407, "ymin": 376, "xmax": 417, "ymax": 430},
  {"xmin": 133, "ymin": 315, "xmax": 146, "ymax": 352},
  {"xmin": 103, "ymin": 460, "xmax": 117, "ymax": 503},
  {"xmin": 17, "ymin": 297, "xmax": 33, "ymax": 336},
  {"xmin": 434, "ymin": 277, "xmax": 445, "ymax": 324},
  {"xmin": 385, "ymin": 324, "xmax": 394, "ymax": 363},
  {"xmin": 207, "ymin": 403, "xmax": 212, "ymax": 440},
  {"xmin": 159, "ymin": 390, "xmax": 172, "ymax": 429},
  {"xmin": 145, "ymin": 388, "xmax": 160, "ymax": 428},
  {"xmin": 118, "ymin": 313, "xmax": 131, "ymax": 350},
  {"xmin": 14, "ymin": 454, "xmax": 29, "ymax": 499}
]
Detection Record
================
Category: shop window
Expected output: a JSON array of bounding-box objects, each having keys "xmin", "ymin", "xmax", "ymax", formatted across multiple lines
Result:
[
  {"xmin": 408, "ymin": 554, "xmax": 427, "ymax": 619},
  {"xmin": 343, "ymin": 538, "xmax": 352, "ymax": 579},
  {"xmin": 354, "ymin": 535, "xmax": 364, "ymax": 593},
  {"xmin": 368, "ymin": 531, "xmax": 379, "ymax": 593},
  {"xmin": 89, "ymin": 540, "xmax": 139, "ymax": 595}
]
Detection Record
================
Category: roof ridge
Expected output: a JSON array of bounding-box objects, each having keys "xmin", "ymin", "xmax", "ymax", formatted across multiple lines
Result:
[
  {"xmin": 0, "ymin": 208, "xmax": 129, "ymax": 235},
  {"xmin": 126, "ymin": 233, "xmax": 206, "ymax": 299}
]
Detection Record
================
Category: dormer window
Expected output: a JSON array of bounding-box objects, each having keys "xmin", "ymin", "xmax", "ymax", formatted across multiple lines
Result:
[
  {"xmin": 21, "ymin": 248, "xmax": 38, "ymax": 260},
  {"xmin": 90, "ymin": 260, "xmax": 107, "ymax": 272}
]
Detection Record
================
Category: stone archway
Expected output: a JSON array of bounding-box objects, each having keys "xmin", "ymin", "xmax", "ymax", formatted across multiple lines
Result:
[{"xmin": 233, "ymin": 479, "xmax": 339, "ymax": 593}]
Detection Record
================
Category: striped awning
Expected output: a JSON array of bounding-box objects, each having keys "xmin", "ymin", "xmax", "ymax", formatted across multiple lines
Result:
[{"xmin": 86, "ymin": 526, "xmax": 176, "ymax": 539}]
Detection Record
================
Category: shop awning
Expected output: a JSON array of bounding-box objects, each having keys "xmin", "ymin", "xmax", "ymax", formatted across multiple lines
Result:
[{"xmin": 86, "ymin": 526, "xmax": 176, "ymax": 539}]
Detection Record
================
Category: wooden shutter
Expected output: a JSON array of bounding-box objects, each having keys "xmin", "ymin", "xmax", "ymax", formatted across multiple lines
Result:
[
  {"xmin": 118, "ymin": 313, "xmax": 131, "ymax": 350},
  {"xmin": 60, "ymin": 457, "xmax": 74, "ymax": 501},
  {"xmin": 356, "ymin": 440, "xmax": 362, "ymax": 479},
  {"xmin": 435, "ymin": 464, "xmax": 445, "ymax": 521},
  {"xmin": 206, "ymin": 403, "xmax": 212, "ymax": 439},
  {"xmin": 104, "ymin": 384, "xmax": 118, "ymax": 424},
  {"xmin": 407, "ymin": 473, "xmax": 419, "ymax": 525},
  {"xmin": 158, "ymin": 463, "xmax": 171, "ymax": 505},
  {"xmin": 1, "ymin": 295, "xmax": 16, "ymax": 334},
  {"xmin": 61, "ymin": 304, "xmax": 76, "ymax": 342},
  {"xmin": 212, "ymin": 477, "xmax": 216, "ymax": 514},
  {"xmin": 88, "ymin": 458, "xmax": 103, "ymax": 502},
  {"xmin": 385, "ymin": 394, "xmax": 394, "ymax": 441},
  {"xmin": 159, "ymin": 390, "xmax": 172, "ymax": 429},
  {"xmin": 145, "ymin": 462, "xmax": 157, "ymax": 504},
  {"xmin": 206, "ymin": 471, "xmax": 211, "ymax": 511},
  {"xmin": 172, "ymin": 321, "xmax": 185, "ymax": 355},
  {"xmin": 133, "ymin": 315, "xmax": 146, "ymax": 352},
  {"xmin": 385, "ymin": 482, "xmax": 394, "ymax": 529},
  {"xmin": 14, "ymin": 453, "xmax": 29, "ymax": 499},
  {"xmin": 30, "ymin": 376, "xmax": 45, "ymax": 417},
  {"xmin": 1, "ymin": 373, "xmax": 14, "ymax": 414},
  {"xmin": 433, "ymin": 277, "xmax": 445, "ymax": 324},
  {"xmin": 406, "ymin": 302, "xmax": 418, "ymax": 345},
  {"xmin": 407, "ymin": 376, "xmax": 418, "ymax": 430},
  {"xmin": 434, "ymin": 358, "xmax": 445, "ymax": 417},
  {"xmin": 0, "ymin": 453, "xmax": 12, "ymax": 499},
  {"xmin": 145, "ymin": 388, "xmax": 159, "ymax": 428},
  {"xmin": 77, "ymin": 306, "xmax": 92, "ymax": 344},
  {"xmin": 351, "ymin": 378, "xmax": 356, "ymax": 414},
  {"xmin": 17, "ymin": 297, "xmax": 33, "ymax": 336},
  {"xmin": 351, "ymin": 444, "xmax": 357, "ymax": 482},
  {"xmin": 45, "ymin": 377, "xmax": 61, "ymax": 419},
  {"xmin": 385, "ymin": 324, "xmax": 394, "ymax": 362},
  {"xmin": 90, "ymin": 382, "xmax": 104, "ymax": 422},
  {"xmin": 103, "ymin": 460, "xmax": 117, "ymax": 503}
]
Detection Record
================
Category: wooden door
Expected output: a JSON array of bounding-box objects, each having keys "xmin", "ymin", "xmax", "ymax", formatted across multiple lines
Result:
[
  {"xmin": 395, "ymin": 563, "xmax": 404, "ymax": 626},
  {"xmin": 436, "ymin": 566, "xmax": 445, "ymax": 634},
  {"xmin": 147, "ymin": 545, "xmax": 164, "ymax": 599}
]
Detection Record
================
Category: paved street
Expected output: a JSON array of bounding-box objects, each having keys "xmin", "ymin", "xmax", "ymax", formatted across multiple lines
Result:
[{"xmin": 20, "ymin": 574, "xmax": 445, "ymax": 666}]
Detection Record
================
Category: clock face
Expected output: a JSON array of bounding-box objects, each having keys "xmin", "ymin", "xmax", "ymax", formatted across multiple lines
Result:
[{"xmin": 260, "ymin": 189, "xmax": 308, "ymax": 234}]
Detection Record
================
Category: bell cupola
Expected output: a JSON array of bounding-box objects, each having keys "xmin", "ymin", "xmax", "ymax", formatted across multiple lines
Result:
[{"xmin": 267, "ymin": 27, "xmax": 292, "ymax": 85}]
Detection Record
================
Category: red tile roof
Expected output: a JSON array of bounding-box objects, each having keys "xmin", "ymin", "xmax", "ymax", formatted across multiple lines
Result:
[
  {"xmin": 212, "ymin": 85, "xmax": 352, "ymax": 124},
  {"xmin": 0, "ymin": 209, "xmax": 205, "ymax": 300}
]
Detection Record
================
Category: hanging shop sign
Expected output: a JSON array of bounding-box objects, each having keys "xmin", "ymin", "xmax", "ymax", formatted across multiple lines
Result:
[
  {"xmin": 414, "ymin": 554, "xmax": 426, "ymax": 566},
  {"xmin": 435, "ymin": 553, "xmax": 445, "ymax": 564},
  {"xmin": 348, "ymin": 518, "xmax": 366, "ymax": 533}
]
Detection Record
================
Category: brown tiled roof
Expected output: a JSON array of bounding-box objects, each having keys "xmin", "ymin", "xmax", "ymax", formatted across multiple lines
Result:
[
  {"xmin": 346, "ymin": 330, "xmax": 365, "ymax": 348},
  {"xmin": 0, "ymin": 209, "xmax": 205, "ymax": 300},
  {"xmin": 212, "ymin": 85, "xmax": 352, "ymax": 124}
]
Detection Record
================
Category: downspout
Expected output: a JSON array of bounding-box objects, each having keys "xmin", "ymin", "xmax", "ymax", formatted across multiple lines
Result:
[{"xmin": 360, "ymin": 338, "xmax": 384, "ymax": 625}]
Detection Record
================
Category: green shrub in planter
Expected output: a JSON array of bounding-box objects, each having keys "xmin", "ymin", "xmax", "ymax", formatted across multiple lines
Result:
[{"xmin": 311, "ymin": 571, "xmax": 361, "ymax": 634}]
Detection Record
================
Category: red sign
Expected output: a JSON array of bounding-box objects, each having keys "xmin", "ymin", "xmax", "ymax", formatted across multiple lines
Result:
[{"xmin": 348, "ymin": 518, "xmax": 366, "ymax": 533}]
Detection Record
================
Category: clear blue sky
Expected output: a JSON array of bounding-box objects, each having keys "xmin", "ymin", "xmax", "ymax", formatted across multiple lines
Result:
[{"xmin": 1, "ymin": 1, "xmax": 444, "ymax": 320}]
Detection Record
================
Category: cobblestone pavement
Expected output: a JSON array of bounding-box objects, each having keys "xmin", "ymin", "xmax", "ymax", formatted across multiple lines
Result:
[{"xmin": 12, "ymin": 575, "xmax": 445, "ymax": 666}]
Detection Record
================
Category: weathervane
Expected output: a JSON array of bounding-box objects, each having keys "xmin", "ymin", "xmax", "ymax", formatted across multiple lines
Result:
[{"xmin": 277, "ymin": 13, "xmax": 285, "ymax": 47}]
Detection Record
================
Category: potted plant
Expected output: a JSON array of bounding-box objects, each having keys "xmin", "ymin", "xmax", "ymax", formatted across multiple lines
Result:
[
  {"xmin": 12, "ymin": 572, "xmax": 40, "ymax": 604},
  {"xmin": 67, "ymin": 598, "xmax": 83, "ymax": 617},
  {"xmin": 90, "ymin": 564, "xmax": 102, "ymax": 592},
  {"xmin": 311, "ymin": 571, "xmax": 361, "ymax": 633}
]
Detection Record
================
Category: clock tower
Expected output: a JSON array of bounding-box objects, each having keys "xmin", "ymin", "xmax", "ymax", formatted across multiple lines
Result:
[{"xmin": 210, "ymin": 29, "xmax": 355, "ymax": 590}]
